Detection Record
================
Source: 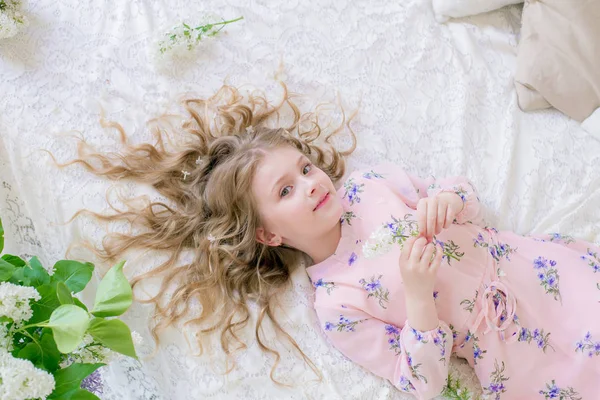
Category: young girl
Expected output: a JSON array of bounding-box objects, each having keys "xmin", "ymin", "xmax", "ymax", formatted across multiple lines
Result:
[{"xmin": 57, "ymin": 84, "xmax": 600, "ymax": 399}]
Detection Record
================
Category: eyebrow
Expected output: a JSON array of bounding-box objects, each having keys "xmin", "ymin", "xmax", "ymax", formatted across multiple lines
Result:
[{"xmin": 271, "ymin": 154, "xmax": 306, "ymax": 195}]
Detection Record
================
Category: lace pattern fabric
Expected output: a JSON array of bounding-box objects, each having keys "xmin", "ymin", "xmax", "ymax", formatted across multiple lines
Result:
[{"xmin": 1, "ymin": 0, "xmax": 599, "ymax": 398}]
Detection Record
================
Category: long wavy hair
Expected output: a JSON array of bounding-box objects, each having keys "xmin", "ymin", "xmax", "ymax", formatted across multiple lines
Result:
[{"xmin": 46, "ymin": 82, "xmax": 357, "ymax": 384}]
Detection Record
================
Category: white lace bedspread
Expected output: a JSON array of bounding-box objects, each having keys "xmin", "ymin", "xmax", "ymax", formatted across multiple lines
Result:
[{"xmin": 1, "ymin": 0, "xmax": 599, "ymax": 399}]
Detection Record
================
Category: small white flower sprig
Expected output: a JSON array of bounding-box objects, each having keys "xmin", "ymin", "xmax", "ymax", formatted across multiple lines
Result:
[
  {"xmin": 0, "ymin": 0, "xmax": 28, "ymax": 40},
  {"xmin": 156, "ymin": 16, "xmax": 244, "ymax": 59}
]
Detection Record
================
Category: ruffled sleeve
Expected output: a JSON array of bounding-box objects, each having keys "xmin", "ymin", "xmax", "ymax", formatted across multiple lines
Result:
[{"xmin": 315, "ymin": 305, "xmax": 453, "ymax": 399}]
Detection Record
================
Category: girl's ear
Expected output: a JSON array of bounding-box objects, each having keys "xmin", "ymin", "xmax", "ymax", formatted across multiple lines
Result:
[{"xmin": 256, "ymin": 227, "xmax": 282, "ymax": 246}]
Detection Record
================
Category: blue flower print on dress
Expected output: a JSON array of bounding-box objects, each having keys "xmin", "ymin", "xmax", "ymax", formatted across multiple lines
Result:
[
  {"xmin": 324, "ymin": 314, "xmax": 365, "ymax": 333},
  {"xmin": 362, "ymin": 170, "xmax": 384, "ymax": 179},
  {"xmin": 398, "ymin": 375, "xmax": 416, "ymax": 392},
  {"xmin": 516, "ymin": 327, "xmax": 555, "ymax": 353},
  {"xmin": 348, "ymin": 252, "xmax": 358, "ymax": 266},
  {"xmin": 473, "ymin": 233, "xmax": 516, "ymax": 262},
  {"xmin": 386, "ymin": 214, "xmax": 420, "ymax": 245},
  {"xmin": 342, "ymin": 178, "xmax": 364, "ymax": 205},
  {"xmin": 533, "ymin": 256, "xmax": 562, "ymax": 303},
  {"xmin": 575, "ymin": 332, "xmax": 600, "ymax": 357},
  {"xmin": 410, "ymin": 327, "xmax": 429, "ymax": 344},
  {"xmin": 539, "ymin": 380, "xmax": 582, "ymax": 400},
  {"xmin": 452, "ymin": 185, "xmax": 469, "ymax": 203},
  {"xmin": 449, "ymin": 324, "xmax": 459, "ymax": 341},
  {"xmin": 549, "ymin": 233, "xmax": 575, "ymax": 245},
  {"xmin": 313, "ymin": 278, "xmax": 337, "ymax": 295},
  {"xmin": 433, "ymin": 328, "xmax": 448, "ymax": 362},
  {"xmin": 384, "ymin": 324, "xmax": 402, "ymax": 356},
  {"xmin": 483, "ymin": 360, "xmax": 509, "ymax": 400},
  {"xmin": 359, "ymin": 275, "xmax": 390, "ymax": 309},
  {"xmin": 460, "ymin": 330, "xmax": 486, "ymax": 365},
  {"xmin": 362, "ymin": 214, "xmax": 419, "ymax": 259},
  {"xmin": 340, "ymin": 211, "xmax": 357, "ymax": 226},
  {"xmin": 406, "ymin": 351, "xmax": 427, "ymax": 383},
  {"xmin": 580, "ymin": 248, "xmax": 600, "ymax": 274},
  {"xmin": 460, "ymin": 290, "xmax": 478, "ymax": 313},
  {"xmin": 435, "ymin": 237, "xmax": 465, "ymax": 266}
]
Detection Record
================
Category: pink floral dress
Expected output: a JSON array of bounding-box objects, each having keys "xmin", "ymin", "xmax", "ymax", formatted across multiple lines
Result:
[{"xmin": 306, "ymin": 163, "xmax": 600, "ymax": 399}]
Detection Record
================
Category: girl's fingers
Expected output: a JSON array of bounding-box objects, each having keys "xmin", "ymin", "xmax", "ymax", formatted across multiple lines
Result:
[
  {"xmin": 444, "ymin": 204, "xmax": 456, "ymax": 228},
  {"xmin": 437, "ymin": 203, "xmax": 447, "ymax": 234},
  {"xmin": 417, "ymin": 199, "xmax": 427, "ymax": 238},
  {"xmin": 420, "ymin": 243, "xmax": 436, "ymax": 268},
  {"xmin": 427, "ymin": 198, "xmax": 437, "ymax": 240},
  {"xmin": 410, "ymin": 237, "xmax": 428, "ymax": 263},
  {"xmin": 401, "ymin": 236, "xmax": 419, "ymax": 260},
  {"xmin": 430, "ymin": 243, "xmax": 444, "ymax": 272}
]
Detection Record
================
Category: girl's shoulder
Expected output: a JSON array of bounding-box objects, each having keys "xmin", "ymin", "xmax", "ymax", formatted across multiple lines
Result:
[{"xmin": 345, "ymin": 162, "xmax": 409, "ymax": 183}]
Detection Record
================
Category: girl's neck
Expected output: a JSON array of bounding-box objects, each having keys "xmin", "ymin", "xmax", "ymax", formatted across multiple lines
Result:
[{"xmin": 305, "ymin": 221, "xmax": 342, "ymax": 264}]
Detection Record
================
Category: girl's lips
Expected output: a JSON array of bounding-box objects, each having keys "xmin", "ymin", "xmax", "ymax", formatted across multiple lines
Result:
[{"xmin": 314, "ymin": 193, "xmax": 330, "ymax": 211}]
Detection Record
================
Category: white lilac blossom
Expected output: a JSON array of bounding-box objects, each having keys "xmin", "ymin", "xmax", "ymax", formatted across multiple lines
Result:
[
  {"xmin": 0, "ymin": 321, "xmax": 13, "ymax": 351},
  {"xmin": 59, "ymin": 333, "xmax": 118, "ymax": 368},
  {"xmin": 0, "ymin": 0, "xmax": 28, "ymax": 40},
  {"xmin": 0, "ymin": 282, "xmax": 40, "ymax": 326},
  {"xmin": 0, "ymin": 348, "xmax": 55, "ymax": 400},
  {"xmin": 362, "ymin": 215, "xmax": 419, "ymax": 259},
  {"xmin": 60, "ymin": 330, "xmax": 144, "ymax": 368},
  {"xmin": 362, "ymin": 225, "xmax": 395, "ymax": 259},
  {"xmin": 153, "ymin": 16, "xmax": 243, "ymax": 66}
]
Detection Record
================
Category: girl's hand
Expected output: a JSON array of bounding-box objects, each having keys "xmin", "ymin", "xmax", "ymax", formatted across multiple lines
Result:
[
  {"xmin": 399, "ymin": 236, "xmax": 443, "ymax": 300},
  {"xmin": 416, "ymin": 192, "xmax": 464, "ymax": 241}
]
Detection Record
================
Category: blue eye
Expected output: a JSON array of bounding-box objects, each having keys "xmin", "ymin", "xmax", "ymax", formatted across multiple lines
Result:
[
  {"xmin": 303, "ymin": 163, "xmax": 312, "ymax": 174},
  {"xmin": 280, "ymin": 186, "xmax": 292, "ymax": 197}
]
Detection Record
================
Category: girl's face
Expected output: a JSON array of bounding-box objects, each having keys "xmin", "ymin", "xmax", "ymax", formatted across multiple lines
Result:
[{"xmin": 252, "ymin": 146, "xmax": 343, "ymax": 247}]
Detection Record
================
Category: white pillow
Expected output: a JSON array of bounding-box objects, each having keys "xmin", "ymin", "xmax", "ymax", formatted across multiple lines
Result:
[{"xmin": 432, "ymin": 0, "xmax": 523, "ymax": 22}]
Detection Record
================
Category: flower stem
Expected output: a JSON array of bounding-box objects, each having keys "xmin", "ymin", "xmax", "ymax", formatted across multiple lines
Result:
[
  {"xmin": 14, "ymin": 320, "xmax": 49, "ymax": 334},
  {"xmin": 19, "ymin": 329, "xmax": 41, "ymax": 348},
  {"xmin": 211, "ymin": 16, "xmax": 244, "ymax": 26}
]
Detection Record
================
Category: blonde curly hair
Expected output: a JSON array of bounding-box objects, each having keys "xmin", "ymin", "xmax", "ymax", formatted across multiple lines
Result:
[{"xmin": 46, "ymin": 82, "xmax": 357, "ymax": 384}]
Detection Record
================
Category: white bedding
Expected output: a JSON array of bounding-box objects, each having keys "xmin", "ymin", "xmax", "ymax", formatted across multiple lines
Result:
[{"xmin": 1, "ymin": 1, "xmax": 599, "ymax": 399}]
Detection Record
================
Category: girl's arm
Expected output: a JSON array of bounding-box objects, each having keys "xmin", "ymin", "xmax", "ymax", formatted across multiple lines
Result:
[
  {"xmin": 316, "ymin": 305, "xmax": 453, "ymax": 399},
  {"xmin": 363, "ymin": 163, "xmax": 484, "ymax": 226}
]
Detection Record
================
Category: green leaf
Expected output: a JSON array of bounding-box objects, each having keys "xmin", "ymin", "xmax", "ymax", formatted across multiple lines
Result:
[
  {"xmin": 183, "ymin": 22, "xmax": 191, "ymax": 29},
  {"xmin": 56, "ymin": 281, "xmax": 74, "ymax": 305},
  {"xmin": 30, "ymin": 284, "xmax": 61, "ymax": 324},
  {"xmin": 28, "ymin": 256, "xmax": 51, "ymax": 286},
  {"xmin": 73, "ymin": 297, "xmax": 88, "ymax": 312},
  {"xmin": 38, "ymin": 329, "xmax": 62, "ymax": 371},
  {"xmin": 46, "ymin": 305, "xmax": 90, "ymax": 353},
  {"xmin": 15, "ymin": 329, "xmax": 61, "ymax": 372},
  {"xmin": 17, "ymin": 341, "xmax": 41, "ymax": 361},
  {"xmin": 53, "ymin": 260, "xmax": 94, "ymax": 294},
  {"xmin": 2, "ymin": 253, "xmax": 26, "ymax": 267},
  {"xmin": 88, "ymin": 318, "xmax": 137, "ymax": 359},
  {"xmin": 91, "ymin": 260, "xmax": 132, "ymax": 318},
  {"xmin": 65, "ymin": 389, "xmax": 101, "ymax": 400},
  {"xmin": 0, "ymin": 258, "xmax": 14, "ymax": 281},
  {"xmin": 0, "ymin": 218, "xmax": 4, "ymax": 253},
  {"xmin": 51, "ymin": 363, "xmax": 104, "ymax": 398}
]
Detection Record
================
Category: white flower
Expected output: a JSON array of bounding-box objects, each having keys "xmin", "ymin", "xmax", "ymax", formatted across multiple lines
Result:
[
  {"xmin": 59, "ymin": 334, "xmax": 119, "ymax": 368},
  {"xmin": 0, "ymin": 348, "xmax": 55, "ymax": 400},
  {"xmin": 131, "ymin": 331, "xmax": 143, "ymax": 346},
  {"xmin": 362, "ymin": 225, "xmax": 395, "ymax": 259},
  {"xmin": 0, "ymin": 282, "xmax": 40, "ymax": 326},
  {"xmin": 0, "ymin": 321, "xmax": 14, "ymax": 351},
  {"xmin": 0, "ymin": 0, "xmax": 28, "ymax": 40}
]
